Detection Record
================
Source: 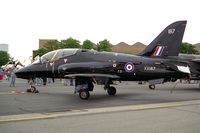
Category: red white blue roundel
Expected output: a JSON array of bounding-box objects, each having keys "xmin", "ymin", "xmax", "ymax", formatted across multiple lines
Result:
[{"xmin": 125, "ymin": 62, "xmax": 134, "ymax": 72}]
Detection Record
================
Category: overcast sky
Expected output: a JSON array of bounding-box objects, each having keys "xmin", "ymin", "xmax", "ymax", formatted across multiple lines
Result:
[{"xmin": 0, "ymin": 0, "xmax": 200, "ymax": 61}]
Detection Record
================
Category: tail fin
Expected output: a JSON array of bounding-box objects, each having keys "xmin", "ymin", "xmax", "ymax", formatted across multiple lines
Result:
[{"xmin": 138, "ymin": 21, "xmax": 187, "ymax": 57}]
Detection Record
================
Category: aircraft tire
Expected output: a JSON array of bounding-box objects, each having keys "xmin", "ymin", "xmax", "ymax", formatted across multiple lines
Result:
[
  {"xmin": 149, "ymin": 85, "xmax": 155, "ymax": 90},
  {"xmin": 107, "ymin": 86, "xmax": 116, "ymax": 95},
  {"xmin": 79, "ymin": 90, "xmax": 90, "ymax": 100}
]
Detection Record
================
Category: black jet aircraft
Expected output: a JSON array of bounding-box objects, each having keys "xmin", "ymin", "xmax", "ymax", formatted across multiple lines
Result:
[{"xmin": 15, "ymin": 21, "xmax": 188, "ymax": 100}]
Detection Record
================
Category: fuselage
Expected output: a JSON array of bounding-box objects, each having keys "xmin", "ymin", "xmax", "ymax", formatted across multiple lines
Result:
[{"xmin": 15, "ymin": 49, "xmax": 186, "ymax": 81}]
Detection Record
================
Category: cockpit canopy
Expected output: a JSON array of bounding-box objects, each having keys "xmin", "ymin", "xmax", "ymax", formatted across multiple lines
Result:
[
  {"xmin": 32, "ymin": 49, "xmax": 79, "ymax": 64},
  {"xmin": 41, "ymin": 49, "xmax": 79, "ymax": 62}
]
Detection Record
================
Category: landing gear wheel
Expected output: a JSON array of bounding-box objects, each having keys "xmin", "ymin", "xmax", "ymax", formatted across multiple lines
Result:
[
  {"xmin": 149, "ymin": 85, "xmax": 155, "ymax": 90},
  {"xmin": 107, "ymin": 86, "xmax": 116, "ymax": 95},
  {"xmin": 79, "ymin": 90, "xmax": 90, "ymax": 100}
]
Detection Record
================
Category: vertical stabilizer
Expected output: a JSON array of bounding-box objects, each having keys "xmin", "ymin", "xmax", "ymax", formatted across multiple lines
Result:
[{"xmin": 138, "ymin": 21, "xmax": 187, "ymax": 57}]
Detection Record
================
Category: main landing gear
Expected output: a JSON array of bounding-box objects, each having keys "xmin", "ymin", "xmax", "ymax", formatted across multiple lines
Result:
[
  {"xmin": 75, "ymin": 78, "xmax": 117, "ymax": 100},
  {"xmin": 104, "ymin": 79, "xmax": 117, "ymax": 96},
  {"xmin": 107, "ymin": 86, "xmax": 116, "ymax": 95},
  {"xmin": 106, "ymin": 86, "xmax": 117, "ymax": 96},
  {"xmin": 75, "ymin": 78, "xmax": 93, "ymax": 100}
]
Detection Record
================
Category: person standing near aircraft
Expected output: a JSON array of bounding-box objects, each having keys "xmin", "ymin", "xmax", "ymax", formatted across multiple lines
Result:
[{"xmin": 10, "ymin": 68, "xmax": 16, "ymax": 87}]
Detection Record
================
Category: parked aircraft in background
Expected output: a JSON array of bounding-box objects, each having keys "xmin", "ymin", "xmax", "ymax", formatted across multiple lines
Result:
[{"xmin": 15, "ymin": 21, "xmax": 188, "ymax": 100}]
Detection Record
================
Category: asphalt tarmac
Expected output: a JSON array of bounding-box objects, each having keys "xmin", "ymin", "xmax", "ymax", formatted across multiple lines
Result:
[{"xmin": 1, "ymin": 78, "xmax": 200, "ymax": 133}]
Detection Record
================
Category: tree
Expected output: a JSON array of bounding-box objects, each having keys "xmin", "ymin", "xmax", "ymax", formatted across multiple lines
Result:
[
  {"xmin": 43, "ymin": 40, "xmax": 60, "ymax": 52},
  {"xmin": 97, "ymin": 39, "xmax": 112, "ymax": 52},
  {"xmin": 32, "ymin": 40, "xmax": 60, "ymax": 60},
  {"xmin": 82, "ymin": 39, "xmax": 94, "ymax": 49},
  {"xmin": 180, "ymin": 42, "xmax": 199, "ymax": 54},
  {"xmin": 60, "ymin": 37, "xmax": 81, "ymax": 48},
  {"xmin": 0, "ymin": 51, "xmax": 10, "ymax": 66},
  {"xmin": 32, "ymin": 48, "xmax": 48, "ymax": 59}
]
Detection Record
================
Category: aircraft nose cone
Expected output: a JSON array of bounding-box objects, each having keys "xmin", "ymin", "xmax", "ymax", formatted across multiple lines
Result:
[
  {"xmin": 15, "ymin": 68, "xmax": 26, "ymax": 78},
  {"xmin": 15, "ymin": 64, "xmax": 49, "ymax": 79},
  {"xmin": 15, "ymin": 67, "xmax": 32, "ymax": 79}
]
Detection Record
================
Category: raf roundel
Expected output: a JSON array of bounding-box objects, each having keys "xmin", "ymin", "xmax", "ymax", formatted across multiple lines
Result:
[{"xmin": 125, "ymin": 62, "xmax": 134, "ymax": 72}]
